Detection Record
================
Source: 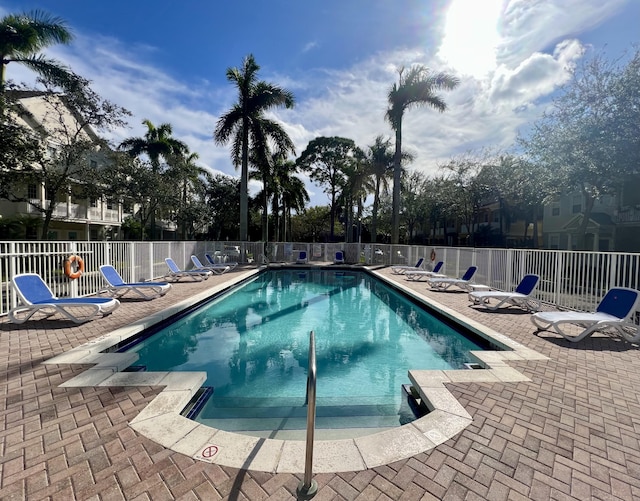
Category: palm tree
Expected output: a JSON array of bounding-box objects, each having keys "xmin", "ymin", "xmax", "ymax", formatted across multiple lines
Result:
[
  {"xmin": 272, "ymin": 158, "xmax": 309, "ymax": 241},
  {"xmin": 0, "ymin": 10, "xmax": 77, "ymax": 94},
  {"xmin": 119, "ymin": 120, "xmax": 187, "ymax": 239},
  {"xmin": 366, "ymin": 136, "xmax": 394, "ymax": 243},
  {"xmin": 214, "ymin": 53, "xmax": 295, "ymax": 242},
  {"xmin": 386, "ymin": 65, "xmax": 459, "ymax": 243},
  {"xmin": 341, "ymin": 150, "xmax": 370, "ymax": 243},
  {"xmin": 168, "ymin": 151, "xmax": 207, "ymax": 239}
]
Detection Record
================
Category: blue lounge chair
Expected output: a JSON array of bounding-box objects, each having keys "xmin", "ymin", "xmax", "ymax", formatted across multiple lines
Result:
[
  {"xmin": 468, "ymin": 274, "xmax": 540, "ymax": 312},
  {"xmin": 99, "ymin": 265, "xmax": 171, "ymax": 300},
  {"xmin": 164, "ymin": 258, "xmax": 211, "ymax": 282},
  {"xmin": 296, "ymin": 250, "xmax": 308, "ymax": 264},
  {"xmin": 205, "ymin": 252, "xmax": 237, "ymax": 270},
  {"xmin": 334, "ymin": 251, "xmax": 345, "ymax": 264},
  {"xmin": 531, "ymin": 287, "xmax": 640, "ymax": 342},
  {"xmin": 391, "ymin": 257, "xmax": 425, "ymax": 275},
  {"xmin": 191, "ymin": 255, "xmax": 230, "ymax": 274},
  {"xmin": 404, "ymin": 261, "xmax": 444, "ymax": 281},
  {"xmin": 428, "ymin": 266, "xmax": 478, "ymax": 292},
  {"xmin": 9, "ymin": 273, "xmax": 120, "ymax": 324}
]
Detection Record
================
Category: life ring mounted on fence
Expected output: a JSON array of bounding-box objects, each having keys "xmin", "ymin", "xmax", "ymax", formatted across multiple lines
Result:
[
  {"xmin": 64, "ymin": 255, "xmax": 85, "ymax": 280},
  {"xmin": 430, "ymin": 249, "xmax": 436, "ymax": 262}
]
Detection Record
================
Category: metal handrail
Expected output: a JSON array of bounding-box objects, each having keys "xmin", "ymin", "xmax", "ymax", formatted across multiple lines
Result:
[{"xmin": 297, "ymin": 331, "xmax": 318, "ymax": 500}]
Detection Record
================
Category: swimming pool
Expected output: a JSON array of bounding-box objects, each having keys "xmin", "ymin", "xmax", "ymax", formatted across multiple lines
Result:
[{"xmin": 124, "ymin": 269, "xmax": 489, "ymax": 438}]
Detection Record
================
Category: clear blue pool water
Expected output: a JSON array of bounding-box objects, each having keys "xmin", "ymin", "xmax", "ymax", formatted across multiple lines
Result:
[{"xmin": 125, "ymin": 269, "xmax": 488, "ymax": 437}]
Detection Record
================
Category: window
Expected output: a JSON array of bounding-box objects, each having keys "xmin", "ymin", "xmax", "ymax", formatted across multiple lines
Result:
[
  {"xmin": 90, "ymin": 198, "xmax": 98, "ymax": 208},
  {"xmin": 106, "ymin": 199, "xmax": 114, "ymax": 210},
  {"xmin": 549, "ymin": 235, "xmax": 559, "ymax": 250},
  {"xmin": 90, "ymin": 228, "xmax": 99, "ymax": 240},
  {"xmin": 26, "ymin": 226, "xmax": 38, "ymax": 240},
  {"xmin": 551, "ymin": 206, "xmax": 560, "ymax": 216},
  {"xmin": 572, "ymin": 194, "xmax": 582, "ymax": 214},
  {"xmin": 27, "ymin": 184, "xmax": 37, "ymax": 199},
  {"xmin": 68, "ymin": 231, "xmax": 78, "ymax": 241},
  {"xmin": 492, "ymin": 211, "xmax": 500, "ymax": 223}
]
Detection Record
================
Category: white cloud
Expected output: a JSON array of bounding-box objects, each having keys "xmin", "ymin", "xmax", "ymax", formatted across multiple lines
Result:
[
  {"xmin": 489, "ymin": 39, "xmax": 585, "ymax": 105},
  {"xmin": 498, "ymin": 0, "xmax": 627, "ymax": 67},
  {"xmin": 2, "ymin": 0, "xmax": 630, "ymax": 206}
]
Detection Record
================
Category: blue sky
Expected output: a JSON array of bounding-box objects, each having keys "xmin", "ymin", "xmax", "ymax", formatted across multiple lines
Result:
[{"xmin": 2, "ymin": 0, "xmax": 638, "ymax": 207}]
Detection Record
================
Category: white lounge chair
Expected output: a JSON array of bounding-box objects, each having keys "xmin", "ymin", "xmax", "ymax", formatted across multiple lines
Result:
[
  {"xmin": 205, "ymin": 252, "xmax": 237, "ymax": 270},
  {"xmin": 99, "ymin": 265, "xmax": 171, "ymax": 300},
  {"xmin": 9, "ymin": 273, "xmax": 120, "ymax": 324},
  {"xmin": 531, "ymin": 287, "xmax": 640, "ymax": 343},
  {"xmin": 428, "ymin": 266, "xmax": 477, "ymax": 292},
  {"xmin": 334, "ymin": 251, "xmax": 345, "ymax": 264},
  {"xmin": 468, "ymin": 274, "xmax": 540, "ymax": 312},
  {"xmin": 391, "ymin": 257, "xmax": 425, "ymax": 275},
  {"xmin": 164, "ymin": 258, "xmax": 212, "ymax": 282},
  {"xmin": 296, "ymin": 250, "xmax": 308, "ymax": 264},
  {"xmin": 191, "ymin": 255, "xmax": 230, "ymax": 274},
  {"xmin": 404, "ymin": 261, "xmax": 444, "ymax": 281}
]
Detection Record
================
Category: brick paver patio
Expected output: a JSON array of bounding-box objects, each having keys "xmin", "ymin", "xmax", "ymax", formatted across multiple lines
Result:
[{"xmin": 1, "ymin": 266, "xmax": 639, "ymax": 500}]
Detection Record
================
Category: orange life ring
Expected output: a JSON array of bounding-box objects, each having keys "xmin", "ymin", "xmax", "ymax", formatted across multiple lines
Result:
[
  {"xmin": 64, "ymin": 255, "xmax": 85, "ymax": 280},
  {"xmin": 430, "ymin": 249, "xmax": 436, "ymax": 262}
]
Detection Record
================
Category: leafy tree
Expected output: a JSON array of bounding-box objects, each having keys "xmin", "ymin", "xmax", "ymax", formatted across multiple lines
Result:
[
  {"xmin": 386, "ymin": 65, "xmax": 459, "ymax": 244},
  {"xmin": 0, "ymin": 88, "xmax": 42, "ymax": 175},
  {"xmin": 291, "ymin": 205, "xmax": 331, "ymax": 242},
  {"xmin": 99, "ymin": 153, "xmax": 162, "ymax": 241},
  {"xmin": 203, "ymin": 174, "xmax": 241, "ymax": 240},
  {"xmin": 438, "ymin": 153, "xmax": 488, "ymax": 246},
  {"xmin": 401, "ymin": 170, "xmax": 431, "ymax": 243},
  {"xmin": 119, "ymin": 120, "xmax": 187, "ymax": 240},
  {"xmin": 0, "ymin": 10, "xmax": 79, "ymax": 95},
  {"xmin": 521, "ymin": 50, "xmax": 640, "ymax": 249},
  {"xmin": 214, "ymin": 54, "xmax": 295, "ymax": 242},
  {"xmin": 476, "ymin": 154, "xmax": 553, "ymax": 247},
  {"xmin": 0, "ymin": 80, "xmax": 129, "ymax": 240},
  {"xmin": 297, "ymin": 136, "xmax": 359, "ymax": 241}
]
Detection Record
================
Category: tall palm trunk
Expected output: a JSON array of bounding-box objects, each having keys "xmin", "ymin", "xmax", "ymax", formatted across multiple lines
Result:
[
  {"xmin": 391, "ymin": 122, "xmax": 402, "ymax": 244},
  {"xmin": 240, "ymin": 117, "xmax": 249, "ymax": 242}
]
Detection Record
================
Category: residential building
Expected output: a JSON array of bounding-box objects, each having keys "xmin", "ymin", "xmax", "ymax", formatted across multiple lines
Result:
[
  {"xmin": 542, "ymin": 176, "xmax": 640, "ymax": 252},
  {"xmin": 0, "ymin": 91, "xmax": 151, "ymax": 240}
]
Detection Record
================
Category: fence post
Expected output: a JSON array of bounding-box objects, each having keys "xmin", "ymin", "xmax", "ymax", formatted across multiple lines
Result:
[
  {"xmin": 506, "ymin": 249, "xmax": 514, "ymax": 290},
  {"xmin": 8, "ymin": 242, "xmax": 17, "ymax": 310},
  {"xmin": 129, "ymin": 243, "xmax": 136, "ymax": 281},
  {"xmin": 609, "ymin": 253, "xmax": 618, "ymax": 293},
  {"xmin": 148, "ymin": 243, "xmax": 154, "ymax": 280},
  {"xmin": 554, "ymin": 252, "xmax": 563, "ymax": 306}
]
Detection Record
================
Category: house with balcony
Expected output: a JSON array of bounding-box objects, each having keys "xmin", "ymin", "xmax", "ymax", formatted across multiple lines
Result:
[
  {"xmin": 542, "ymin": 176, "xmax": 640, "ymax": 252},
  {"xmin": 0, "ymin": 91, "xmax": 134, "ymax": 240}
]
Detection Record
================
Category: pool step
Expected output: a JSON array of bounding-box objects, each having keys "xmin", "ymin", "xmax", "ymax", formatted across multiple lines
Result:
[{"xmin": 194, "ymin": 393, "xmax": 423, "ymax": 437}]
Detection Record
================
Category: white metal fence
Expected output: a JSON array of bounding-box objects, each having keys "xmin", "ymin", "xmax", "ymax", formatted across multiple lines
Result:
[{"xmin": 1, "ymin": 240, "xmax": 640, "ymax": 318}]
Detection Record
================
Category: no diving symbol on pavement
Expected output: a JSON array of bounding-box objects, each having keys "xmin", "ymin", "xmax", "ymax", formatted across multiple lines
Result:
[{"xmin": 197, "ymin": 444, "xmax": 219, "ymax": 462}]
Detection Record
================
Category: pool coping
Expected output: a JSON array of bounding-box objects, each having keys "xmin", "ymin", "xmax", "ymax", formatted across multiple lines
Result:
[{"xmin": 42, "ymin": 266, "xmax": 549, "ymax": 474}]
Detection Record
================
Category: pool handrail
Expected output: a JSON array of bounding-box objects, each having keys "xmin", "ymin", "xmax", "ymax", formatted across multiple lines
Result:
[{"xmin": 297, "ymin": 330, "xmax": 318, "ymax": 499}]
